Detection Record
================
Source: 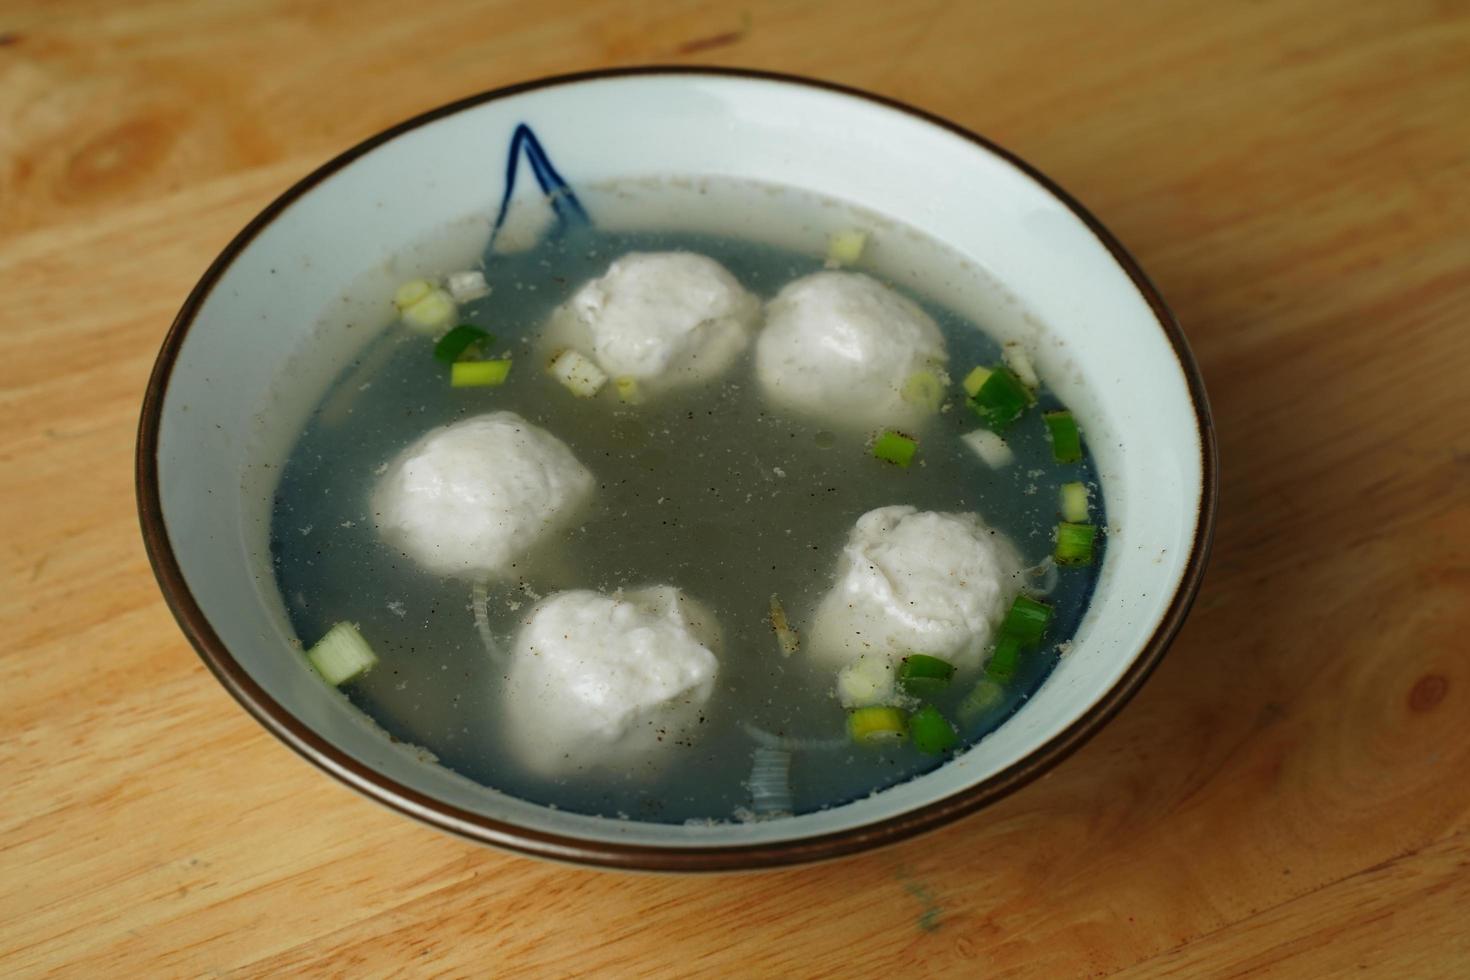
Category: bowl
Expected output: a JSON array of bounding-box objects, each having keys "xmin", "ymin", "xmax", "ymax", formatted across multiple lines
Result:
[{"xmin": 137, "ymin": 67, "xmax": 1217, "ymax": 871}]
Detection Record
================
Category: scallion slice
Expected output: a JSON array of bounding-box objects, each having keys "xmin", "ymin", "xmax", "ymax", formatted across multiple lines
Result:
[
  {"xmin": 985, "ymin": 635, "xmax": 1022, "ymax": 682},
  {"xmin": 999, "ymin": 595, "xmax": 1053, "ymax": 647},
  {"xmin": 392, "ymin": 279, "xmax": 433, "ymax": 311},
  {"xmin": 898, "ymin": 654, "xmax": 956, "ymax": 696},
  {"xmin": 451, "ymin": 359, "xmax": 511, "ymax": 387},
  {"xmin": 548, "ymin": 348, "xmax": 608, "ymax": 397},
  {"xmin": 872, "ymin": 430, "xmax": 918, "ymax": 467},
  {"xmin": 1002, "ymin": 342, "xmax": 1040, "ymax": 390},
  {"xmin": 614, "ymin": 376, "xmax": 644, "ymax": 404},
  {"xmin": 445, "ymin": 269, "xmax": 491, "ymax": 303},
  {"xmin": 1060, "ymin": 481, "xmax": 1090, "ymax": 522},
  {"xmin": 962, "ymin": 365, "xmax": 992, "ymax": 397},
  {"xmin": 900, "ymin": 370, "xmax": 944, "ymax": 412},
  {"xmin": 1055, "ymin": 522, "xmax": 1097, "ymax": 565},
  {"xmin": 400, "ymin": 288, "xmax": 457, "ymax": 335},
  {"xmin": 433, "ymin": 324, "xmax": 492, "ymax": 364},
  {"xmin": 306, "ymin": 622, "xmax": 378, "ymax": 686},
  {"xmin": 1044, "ymin": 410, "xmax": 1084, "ymax": 462},
  {"xmin": 908, "ymin": 705, "xmax": 959, "ymax": 755},
  {"xmin": 826, "ymin": 229, "xmax": 868, "ymax": 266},
  {"xmin": 961, "ymin": 429, "xmax": 1014, "ymax": 468},
  {"xmin": 969, "ymin": 367, "xmax": 1030, "ymax": 431},
  {"xmin": 836, "ymin": 657, "xmax": 897, "ymax": 708},
  {"xmin": 847, "ymin": 706, "xmax": 907, "ymax": 745},
  {"xmin": 958, "ymin": 679, "xmax": 1005, "ymax": 722}
]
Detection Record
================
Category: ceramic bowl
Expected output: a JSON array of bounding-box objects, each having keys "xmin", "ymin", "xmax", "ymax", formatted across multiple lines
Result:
[{"xmin": 138, "ymin": 68, "xmax": 1217, "ymax": 871}]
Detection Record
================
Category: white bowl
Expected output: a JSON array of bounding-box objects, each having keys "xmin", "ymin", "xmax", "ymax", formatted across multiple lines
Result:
[{"xmin": 138, "ymin": 68, "xmax": 1217, "ymax": 871}]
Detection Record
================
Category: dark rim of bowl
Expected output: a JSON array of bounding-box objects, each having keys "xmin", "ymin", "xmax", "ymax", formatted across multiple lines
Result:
[{"xmin": 136, "ymin": 65, "xmax": 1219, "ymax": 873}]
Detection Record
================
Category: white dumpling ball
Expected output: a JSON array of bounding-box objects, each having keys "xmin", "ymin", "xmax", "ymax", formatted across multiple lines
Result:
[
  {"xmin": 755, "ymin": 271, "xmax": 949, "ymax": 431},
  {"xmin": 502, "ymin": 585, "xmax": 722, "ymax": 778},
  {"xmin": 371, "ymin": 411, "xmax": 594, "ymax": 579},
  {"xmin": 810, "ymin": 505, "xmax": 1022, "ymax": 688},
  {"xmin": 548, "ymin": 251, "xmax": 760, "ymax": 393}
]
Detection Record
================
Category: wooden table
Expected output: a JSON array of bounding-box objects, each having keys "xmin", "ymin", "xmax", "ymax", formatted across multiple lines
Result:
[{"xmin": 4, "ymin": 1, "xmax": 1467, "ymax": 975}]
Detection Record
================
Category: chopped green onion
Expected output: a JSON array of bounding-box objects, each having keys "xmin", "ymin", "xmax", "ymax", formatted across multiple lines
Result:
[
  {"xmin": 969, "ymin": 367, "xmax": 1030, "ymax": 431},
  {"xmin": 999, "ymin": 595, "xmax": 1053, "ymax": 647},
  {"xmin": 614, "ymin": 376, "xmax": 644, "ymax": 405},
  {"xmin": 433, "ymin": 324, "xmax": 492, "ymax": 364},
  {"xmin": 1055, "ymin": 522, "xmax": 1097, "ymax": 565},
  {"xmin": 306, "ymin": 622, "xmax": 378, "ymax": 686},
  {"xmin": 985, "ymin": 635, "xmax": 1022, "ymax": 681},
  {"xmin": 445, "ymin": 269, "xmax": 491, "ymax": 302},
  {"xmin": 1044, "ymin": 410, "xmax": 1084, "ymax": 462},
  {"xmin": 393, "ymin": 279, "xmax": 433, "ymax": 311},
  {"xmin": 826, "ymin": 229, "xmax": 868, "ymax": 266},
  {"xmin": 900, "ymin": 370, "xmax": 944, "ymax": 412},
  {"xmin": 451, "ymin": 359, "xmax": 511, "ymax": 387},
  {"xmin": 958, "ymin": 679, "xmax": 1005, "ymax": 723},
  {"xmin": 400, "ymin": 288, "xmax": 457, "ymax": 334},
  {"xmin": 548, "ymin": 348, "xmax": 608, "ymax": 397},
  {"xmin": 872, "ymin": 430, "xmax": 918, "ymax": 467},
  {"xmin": 961, "ymin": 429, "xmax": 1014, "ymax": 468},
  {"xmin": 898, "ymin": 654, "xmax": 956, "ymax": 696},
  {"xmin": 961, "ymin": 366, "xmax": 992, "ymax": 397},
  {"xmin": 847, "ymin": 705, "xmax": 907, "ymax": 745},
  {"xmin": 836, "ymin": 657, "xmax": 897, "ymax": 707},
  {"xmin": 768, "ymin": 594, "xmax": 800, "ymax": 656},
  {"xmin": 908, "ymin": 705, "xmax": 959, "ymax": 755},
  {"xmin": 1002, "ymin": 342, "xmax": 1040, "ymax": 390},
  {"xmin": 1060, "ymin": 481, "xmax": 1090, "ymax": 522}
]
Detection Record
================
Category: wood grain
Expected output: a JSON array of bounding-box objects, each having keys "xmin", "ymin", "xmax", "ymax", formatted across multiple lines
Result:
[{"xmin": 3, "ymin": 0, "xmax": 1468, "ymax": 976}]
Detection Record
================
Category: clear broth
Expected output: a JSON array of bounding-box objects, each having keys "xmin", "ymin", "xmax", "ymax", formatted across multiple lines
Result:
[{"xmin": 271, "ymin": 181, "xmax": 1104, "ymax": 823}]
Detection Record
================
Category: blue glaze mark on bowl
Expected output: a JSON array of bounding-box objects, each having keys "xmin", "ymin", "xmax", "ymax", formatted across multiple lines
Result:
[{"xmin": 490, "ymin": 124, "xmax": 588, "ymax": 248}]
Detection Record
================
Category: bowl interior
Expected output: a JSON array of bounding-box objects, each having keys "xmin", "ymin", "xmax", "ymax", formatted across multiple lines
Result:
[{"xmin": 145, "ymin": 71, "xmax": 1211, "ymax": 865}]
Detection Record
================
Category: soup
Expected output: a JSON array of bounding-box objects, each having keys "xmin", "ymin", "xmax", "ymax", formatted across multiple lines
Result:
[{"xmin": 270, "ymin": 178, "xmax": 1105, "ymax": 824}]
